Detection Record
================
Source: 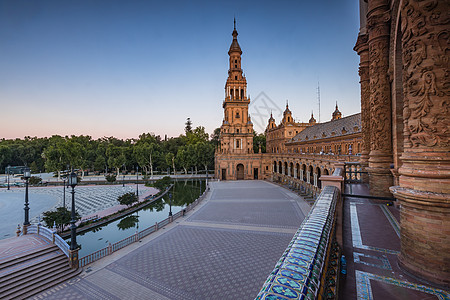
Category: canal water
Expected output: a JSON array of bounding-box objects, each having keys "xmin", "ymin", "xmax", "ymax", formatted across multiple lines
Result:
[{"xmin": 72, "ymin": 179, "xmax": 206, "ymax": 258}]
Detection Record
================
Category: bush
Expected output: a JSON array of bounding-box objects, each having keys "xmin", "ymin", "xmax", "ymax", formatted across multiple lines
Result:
[
  {"xmin": 29, "ymin": 176, "xmax": 42, "ymax": 185},
  {"xmin": 105, "ymin": 174, "xmax": 116, "ymax": 182},
  {"xmin": 117, "ymin": 192, "xmax": 138, "ymax": 207},
  {"xmin": 152, "ymin": 176, "xmax": 172, "ymax": 190}
]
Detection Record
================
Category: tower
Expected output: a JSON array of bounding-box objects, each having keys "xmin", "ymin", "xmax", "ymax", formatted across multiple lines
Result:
[
  {"xmin": 332, "ymin": 102, "xmax": 342, "ymax": 120},
  {"xmin": 219, "ymin": 20, "xmax": 254, "ymax": 155}
]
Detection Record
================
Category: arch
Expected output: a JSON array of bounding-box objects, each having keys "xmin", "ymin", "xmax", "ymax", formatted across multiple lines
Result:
[
  {"xmin": 273, "ymin": 161, "xmax": 277, "ymax": 173},
  {"xmin": 289, "ymin": 162, "xmax": 294, "ymax": 177},
  {"xmin": 230, "ymin": 89, "xmax": 234, "ymax": 99},
  {"xmin": 278, "ymin": 161, "xmax": 282, "ymax": 174},
  {"xmin": 301, "ymin": 164, "xmax": 306, "ymax": 181},
  {"xmin": 240, "ymin": 89, "xmax": 244, "ymax": 99},
  {"xmin": 324, "ymin": 168, "xmax": 330, "ymax": 175},
  {"xmin": 296, "ymin": 163, "xmax": 300, "ymax": 178},
  {"xmin": 236, "ymin": 164, "xmax": 244, "ymax": 180},
  {"xmin": 316, "ymin": 167, "xmax": 322, "ymax": 188},
  {"xmin": 284, "ymin": 162, "xmax": 288, "ymax": 175}
]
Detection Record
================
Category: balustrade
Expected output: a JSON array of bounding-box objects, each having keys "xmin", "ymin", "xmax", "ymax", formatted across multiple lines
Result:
[{"xmin": 255, "ymin": 186, "xmax": 342, "ymax": 299}]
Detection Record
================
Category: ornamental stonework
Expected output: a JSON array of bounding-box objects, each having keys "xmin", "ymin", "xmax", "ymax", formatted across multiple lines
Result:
[{"xmin": 401, "ymin": 0, "xmax": 450, "ymax": 148}]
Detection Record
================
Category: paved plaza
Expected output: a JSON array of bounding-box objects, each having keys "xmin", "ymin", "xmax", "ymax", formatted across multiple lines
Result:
[
  {"xmin": 0, "ymin": 185, "xmax": 154, "ymax": 239},
  {"xmin": 29, "ymin": 180, "xmax": 310, "ymax": 300}
]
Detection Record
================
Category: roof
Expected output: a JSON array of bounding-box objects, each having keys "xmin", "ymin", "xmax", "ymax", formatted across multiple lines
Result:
[{"xmin": 288, "ymin": 113, "xmax": 361, "ymax": 143}]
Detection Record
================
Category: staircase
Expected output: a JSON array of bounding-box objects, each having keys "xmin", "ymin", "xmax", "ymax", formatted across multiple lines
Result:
[{"xmin": 0, "ymin": 244, "xmax": 82, "ymax": 299}]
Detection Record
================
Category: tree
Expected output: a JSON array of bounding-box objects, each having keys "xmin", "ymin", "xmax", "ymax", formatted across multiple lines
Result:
[
  {"xmin": 176, "ymin": 147, "xmax": 190, "ymax": 174},
  {"xmin": 117, "ymin": 192, "xmax": 138, "ymax": 207},
  {"xmin": 185, "ymin": 118, "xmax": 193, "ymax": 134},
  {"xmin": 210, "ymin": 128, "xmax": 221, "ymax": 148},
  {"xmin": 43, "ymin": 207, "xmax": 80, "ymax": 233},
  {"xmin": 253, "ymin": 131, "xmax": 267, "ymax": 153},
  {"xmin": 165, "ymin": 152, "xmax": 176, "ymax": 175},
  {"xmin": 133, "ymin": 142, "xmax": 160, "ymax": 178},
  {"xmin": 106, "ymin": 145, "xmax": 126, "ymax": 176},
  {"xmin": 43, "ymin": 136, "xmax": 69, "ymax": 179},
  {"xmin": 186, "ymin": 126, "xmax": 209, "ymax": 145},
  {"xmin": 196, "ymin": 142, "xmax": 214, "ymax": 173}
]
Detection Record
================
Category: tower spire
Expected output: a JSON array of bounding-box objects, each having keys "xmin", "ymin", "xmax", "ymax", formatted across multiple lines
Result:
[{"xmin": 234, "ymin": 17, "xmax": 236, "ymax": 30}]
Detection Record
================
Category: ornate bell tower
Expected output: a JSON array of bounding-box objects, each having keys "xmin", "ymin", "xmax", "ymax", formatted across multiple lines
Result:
[{"xmin": 219, "ymin": 19, "xmax": 254, "ymax": 155}]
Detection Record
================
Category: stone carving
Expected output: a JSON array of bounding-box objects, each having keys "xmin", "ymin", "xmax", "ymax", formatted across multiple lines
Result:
[
  {"xmin": 369, "ymin": 39, "xmax": 392, "ymax": 151},
  {"xmin": 401, "ymin": 0, "xmax": 450, "ymax": 148}
]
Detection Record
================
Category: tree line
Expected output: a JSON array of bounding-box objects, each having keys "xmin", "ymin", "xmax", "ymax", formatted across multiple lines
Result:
[{"xmin": 0, "ymin": 119, "xmax": 220, "ymax": 178}]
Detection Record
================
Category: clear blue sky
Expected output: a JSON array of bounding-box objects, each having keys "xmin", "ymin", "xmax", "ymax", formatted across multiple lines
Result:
[{"xmin": 0, "ymin": 0, "xmax": 361, "ymax": 139}]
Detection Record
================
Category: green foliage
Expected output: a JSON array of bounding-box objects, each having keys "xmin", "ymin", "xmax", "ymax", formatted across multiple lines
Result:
[
  {"xmin": 105, "ymin": 174, "xmax": 116, "ymax": 182},
  {"xmin": 29, "ymin": 176, "xmax": 42, "ymax": 185},
  {"xmin": 152, "ymin": 176, "xmax": 172, "ymax": 190},
  {"xmin": 43, "ymin": 206, "xmax": 80, "ymax": 233},
  {"xmin": 0, "ymin": 118, "xmax": 216, "ymax": 176},
  {"xmin": 253, "ymin": 132, "xmax": 267, "ymax": 153},
  {"xmin": 185, "ymin": 118, "xmax": 192, "ymax": 134},
  {"xmin": 117, "ymin": 192, "xmax": 138, "ymax": 207},
  {"xmin": 117, "ymin": 215, "xmax": 139, "ymax": 230}
]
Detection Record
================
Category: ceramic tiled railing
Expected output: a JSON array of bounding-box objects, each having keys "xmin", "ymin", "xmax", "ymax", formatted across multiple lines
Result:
[{"xmin": 255, "ymin": 185, "xmax": 341, "ymax": 300}]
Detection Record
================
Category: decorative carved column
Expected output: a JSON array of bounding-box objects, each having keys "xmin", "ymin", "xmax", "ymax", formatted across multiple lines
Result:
[
  {"xmin": 366, "ymin": 0, "xmax": 393, "ymax": 197},
  {"xmin": 390, "ymin": 0, "xmax": 450, "ymax": 287},
  {"xmin": 354, "ymin": 33, "xmax": 370, "ymax": 183}
]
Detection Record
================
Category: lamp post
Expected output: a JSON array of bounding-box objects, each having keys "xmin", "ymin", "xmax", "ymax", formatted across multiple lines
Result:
[
  {"xmin": 168, "ymin": 192, "xmax": 172, "ymax": 217},
  {"xmin": 136, "ymin": 166, "xmax": 139, "ymax": 196},
  {"xmin": 62, "ymin": 176, "xmax": 67, "ymax": 208},
  {"xmin": 23, "ymin": 167, "xmax": 31, "ymax": 230},
  {"xmin": 68, "ymin": 171, "xmax": 78, "ymax": 251},
  {"xmin": 122, "ymin": 164, "xmax": 125, "ymax": 187},
  {"xmin": 6, "ymin": 165, "xmax": 10, "ymax": 190}
]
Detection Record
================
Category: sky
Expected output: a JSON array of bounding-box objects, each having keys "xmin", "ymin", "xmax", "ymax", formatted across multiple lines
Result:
[{"xmin": 0, "ymin": 0, "xmax": 361, "ymax": 140}]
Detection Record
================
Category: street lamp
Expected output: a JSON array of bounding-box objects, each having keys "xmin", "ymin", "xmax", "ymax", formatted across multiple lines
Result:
[
  {"xmin": 168, "ymin": 192, "xmax": 172, "ymax": 217},
  {"xmin": 136, "ymin": 166, "xmax": 139, "ymax": 196},
  {"xmin": 122, "ymin": 164, "xmax": 125, "ymax": 187},
  {"xmin": 23, "ymin": 167, "xmax": 31, "ymax": 227},
  {"xmin": 62, "ymin": 175, "xmax": 67, "ymax": 208},
  {"xmin": 6, "ymin": 165, "xmax": 10, "ymax": 190},
  {"xmin": 68, "ymin": 171, "xmax": 78, "ymax": 251}
]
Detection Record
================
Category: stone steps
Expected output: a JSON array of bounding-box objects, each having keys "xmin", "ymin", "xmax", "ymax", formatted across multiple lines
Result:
[{"xmin": 0, "ymin": 244, "xmax": 81, "ymax": 300}]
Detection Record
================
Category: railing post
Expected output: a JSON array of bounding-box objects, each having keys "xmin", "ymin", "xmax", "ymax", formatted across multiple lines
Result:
[
  {"xmin": 107, "ymin": 242, "xmax": 112, "ymax": 255},
  {"xmin": 16, "ymin": 224, "xmax": 21, "ymax": 237},
  {"xmin": 155, "ymin": 222, "xmax": 158, "ymax": 231}
]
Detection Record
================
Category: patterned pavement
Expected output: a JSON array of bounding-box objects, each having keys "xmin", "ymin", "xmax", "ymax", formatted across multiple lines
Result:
[
  {"xmin": 30, "ymin": 180, "xmax": 309, "ymax": 300},
  {"xmin": 340, "ymin": 184, "xmax": 450, "ymax": 300}
]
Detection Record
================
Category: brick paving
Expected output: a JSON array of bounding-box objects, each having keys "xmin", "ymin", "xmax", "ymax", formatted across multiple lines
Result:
[
  {"xmin": 28, "ymin": 180, "xmax": 309, "ymax": 300},
  {"xmin": 340, "ymin": 184, "xmax": 450, "ymax": 300}
]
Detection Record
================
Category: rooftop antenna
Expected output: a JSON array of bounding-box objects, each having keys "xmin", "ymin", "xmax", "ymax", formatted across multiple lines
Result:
[{"xmin": 317, "ymin": 82, "xmax": 321, "ymax": 123}]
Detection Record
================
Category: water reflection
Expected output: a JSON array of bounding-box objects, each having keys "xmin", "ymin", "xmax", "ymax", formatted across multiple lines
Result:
[
  {"xmin": 117, "ymin": 215, "xmax": 139, "ymax": 230},
  {"xmin": 72, "ymin": 179, "xmax": 205, "ymax": 257}
]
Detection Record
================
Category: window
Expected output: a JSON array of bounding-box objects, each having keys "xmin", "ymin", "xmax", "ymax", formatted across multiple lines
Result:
[
  {"xmin": 236, "ymin": 111, "xmax": 240, "ymax": 118},
  {"xmin": 236, "ymin": 140, "xmax": 240, "ymax": 148},
  {"xmin": 235, "ymin": 64, "xmax": 237, "ymax": 68},
  {"xmin": 236, "ymin": 129, "xmax": 239, "ymax": 133},
  {"xmin": 235, "ymin": 59, "xmax": 237, "ymax": 63}
]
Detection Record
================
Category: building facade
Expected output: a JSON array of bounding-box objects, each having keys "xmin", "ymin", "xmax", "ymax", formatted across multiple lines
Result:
[
  {"xmin": 354, "ymin": 0, "xmax": 449, "ymax": 286},
  {"xmin": 265, "ymin": 104, "xmax": 316, "ymax": 154}
]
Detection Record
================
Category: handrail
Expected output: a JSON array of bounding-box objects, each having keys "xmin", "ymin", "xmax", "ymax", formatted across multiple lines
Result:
[
  {"xmin": 255, "ymin": 186, "xmax": 341, "ymax": 299},
  {"xmin": 24, "ymin": 224, "xmax": 69, "ymax": 257},
  {"xmin": 78, "ymin": 185, "xmax": 209, "ymax": 268}
]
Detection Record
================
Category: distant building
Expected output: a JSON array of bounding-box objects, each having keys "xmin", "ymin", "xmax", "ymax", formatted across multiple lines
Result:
[{"xmin": 265, "ymin": 103, "xmax": 315, "ymax": 154}]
